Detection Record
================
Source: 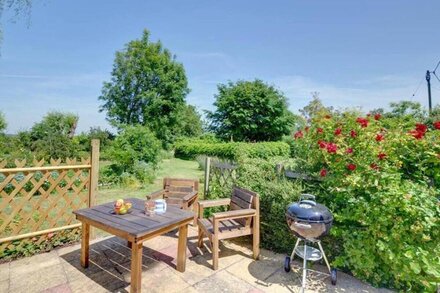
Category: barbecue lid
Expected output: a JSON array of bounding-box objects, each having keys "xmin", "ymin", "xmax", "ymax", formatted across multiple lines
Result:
[{"xmin": 286, "ymin": 194, "xmax": 333, "ymax": 224}]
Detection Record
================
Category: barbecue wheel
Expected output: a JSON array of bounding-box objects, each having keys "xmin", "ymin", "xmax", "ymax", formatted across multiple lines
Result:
[
  {"xmin": 331, "ymin": 268, "xmax": 337, "ymax": 285},
  {"xmin": 284, "ymin": 256, "xmax": 291, "ymax": 272}
]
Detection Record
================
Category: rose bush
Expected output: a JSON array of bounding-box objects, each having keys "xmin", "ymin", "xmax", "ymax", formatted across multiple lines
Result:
[{"xmin": 286, "ymin": 113, "xmax": 440, "ymax": 291}]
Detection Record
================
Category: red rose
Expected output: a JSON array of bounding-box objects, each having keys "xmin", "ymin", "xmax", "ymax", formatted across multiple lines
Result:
[
  {"xmin": 334, "ymin": 128, "xmax": 342, "ymax": 136},
  {"xmin": 409, "ymin": 130, "xmax": 423, "ymax": 139},
  {"xmin": 370, "ymin": 163, "xmax": 379, "ymax": 170},
  {"xmin": 409, "ymin": 123, "xmax": 428, "ymax": 139},
  {"xmin": 317, "ymin": 128, "xmax": 324, "ymax": 134},
  {"xmin": 294, "ymin": 130, "xmax": 303, "ymax": 139},
  {"xmin": 433, "ymin": 121, "xmax": 440, "ymax": 130},
  {"xmin": 326, "ymin": 142, "xmax": 338, "ymax": 154},
  {"xmin": 318, "ymin": 140, "xmax": 327, "ymax": 149},
  {"xmin": 346, "ymin": 148, "xmax": 353, "ymax": 154},
  {"xmin": 320, "ymin": 169, "xmax": 327, "ymax": 177},
  {"xmin": 378, "ymin": 153, "xmax": 387, "ymax": 160},
  {"xmin": 350, "ymin": 130, "xmax": 357, "ymax": 138},
  {"xmin": 415, "ymin": 123, "xmax": 427, "ymax": 133},
  {"xmin": 375, "ymin": 134, "xmax": 384, "ymax": 142},
  {"xmin": 374, "ymin": 113, "xmax": 381, "ymax": 120},
  {"xmin": 356, "ymin": 117, "xmax": 369, "ymax": 128},
  {"xmin": 347, "ymin": 163, "xmax": 356, "ymax": 171}
]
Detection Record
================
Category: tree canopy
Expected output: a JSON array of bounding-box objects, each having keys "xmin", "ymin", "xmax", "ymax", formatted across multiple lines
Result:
[
  {"xmin": 299, "ymin": 92, "xmax": 333, "ymax": 121},
  {"xmin": 207, "ymin": 79, "xmax": 295, "ymax": 141},
  {"xmin": 99, "ymin": 29, "xmax": 194, "ymax": 146},
  {"xmin": 28, "ymin": 112, "xmax": 79, "ymax": 159},
  {"xmin": 0, "ymin": 111, "xmax": 6, "ymax": 133}
]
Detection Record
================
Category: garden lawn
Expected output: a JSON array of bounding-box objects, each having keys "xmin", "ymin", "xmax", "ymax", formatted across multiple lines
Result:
[{"xmin": 97, "ymin": 157, "xmax": 203, "ymax": 205}]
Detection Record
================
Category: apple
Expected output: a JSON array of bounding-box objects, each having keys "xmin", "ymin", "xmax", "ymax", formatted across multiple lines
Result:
[{"xmin": 124, "ymin": 202, "xmax": 132, "ymax": 210}]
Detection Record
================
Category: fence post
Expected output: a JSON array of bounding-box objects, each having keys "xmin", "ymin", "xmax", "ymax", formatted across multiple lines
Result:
[
  {"xmin": 88, "ymin": 139, "xmax": 100, "ymax": 239},
  {"xmin": 204, "ymin": 157, "xmax": 211, "ymax": 196}
]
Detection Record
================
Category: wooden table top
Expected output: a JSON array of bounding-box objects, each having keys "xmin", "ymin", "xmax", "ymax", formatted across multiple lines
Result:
[{"xmin": 73, "ymin": 198, "xmax": 194, "ymax": 239}]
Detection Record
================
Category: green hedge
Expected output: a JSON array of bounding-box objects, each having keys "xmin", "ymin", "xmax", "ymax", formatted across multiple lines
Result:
[{"xmin": 174, "ymin": 140, "xmax": 290, "ymax": 160}]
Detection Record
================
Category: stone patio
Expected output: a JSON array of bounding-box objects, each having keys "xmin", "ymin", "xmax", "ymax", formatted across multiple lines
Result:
[{"xmin": 0, "ymin": 226, "xmax": 392, "ymax": 293}]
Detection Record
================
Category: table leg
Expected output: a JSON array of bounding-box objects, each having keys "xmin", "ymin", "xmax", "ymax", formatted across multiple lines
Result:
[
  {"xmin": 80, "ymin": 222, "xmax": 90, "ymax": 268},
  {"xmin": 130, "ymin": 242, "xmax": 143, "ymax": 293},
  {"xmin": 177, "ymin": 224, "xmax": 188, "ymax": 272}
]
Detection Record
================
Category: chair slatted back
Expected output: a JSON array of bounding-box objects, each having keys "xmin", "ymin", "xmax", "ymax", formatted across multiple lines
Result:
[
  {"xmin": 230, "ymin": 186, "xmax": 258, "ymax": 227},
  {"xmin": 163, "ymin": 178, "xmax": 198, "ymax": 200}
]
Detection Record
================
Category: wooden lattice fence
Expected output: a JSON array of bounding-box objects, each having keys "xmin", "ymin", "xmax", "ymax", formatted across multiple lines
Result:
[
  {"xmin": 0, "ymin": 140, "xmax": 100, "ymax": 256},
  {"xmin": 204, "ymin": 157, "xmax": 237, "ymax": 195}
]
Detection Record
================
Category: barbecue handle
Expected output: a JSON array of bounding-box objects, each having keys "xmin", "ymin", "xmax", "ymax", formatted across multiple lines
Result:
[
  {"xmin": 300, "ymin": 194, "xmax": 316, "ymax": 206},
  {"xmin": 293, "ymin": 222, "xmax": 312, "ymax": 229}
]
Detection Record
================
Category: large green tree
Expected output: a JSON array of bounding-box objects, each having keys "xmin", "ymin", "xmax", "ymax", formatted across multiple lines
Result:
[
  {"xmin": 207, "ymin": 79, "xmax": 295, "ymax": 141},
  {"xmin": 176, "ymin": 104, "xmax": 203, "ymax": 138},
  {"xmin": 0, "ymin": 111, "xmax": 6, "ymax": 132},
  {"xmin": 99, "ymin": 29, "xmax": 192, "ymax": 146},
  {"xmin": 28, "ymin": 112, "xmax": 79, "ymax": 159}
]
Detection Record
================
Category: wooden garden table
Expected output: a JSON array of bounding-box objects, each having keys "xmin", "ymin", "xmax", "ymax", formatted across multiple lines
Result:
[{"xmin": 73, "ymin": 198, "xmax": 194, "ymax": 293}]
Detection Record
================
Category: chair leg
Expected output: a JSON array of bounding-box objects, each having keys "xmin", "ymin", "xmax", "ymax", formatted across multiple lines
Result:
[
  {"xmin": 197, "ymin": 227, "xmax": 204, "ymax": 248},
  {"xmin": 252, "ymin": 215, "xmax": 260, "ymax": 260},
  {"xmin": 212, "ymin": 237, "xmax": 219, "ymax": 270},
  {"xmin": 192, "ymin": 203, "xmax": 198, "ymax": 226},
  {"xmin": 252, "ymin": 232, "xmax": 260, "ymax": 260}
]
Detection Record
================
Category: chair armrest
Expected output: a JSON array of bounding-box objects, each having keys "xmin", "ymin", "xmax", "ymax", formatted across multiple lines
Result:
[
  {"xmin": 198, "ymin": 198, "xmax": 231, "ymax": 208},
  {"xmin": 213, "ymin": 209, "xmax": 256, "ymax": 221},
  {"xmin": 146, "ymin": 189, "xmax": 165, "ymax": 200},
  {"xmin": 197, "ymin": 198, "xmax": 231, "ymax": 220},
  {"xmin": 182, "ymin": 190, "xmax": 198, "ymax": 202}
]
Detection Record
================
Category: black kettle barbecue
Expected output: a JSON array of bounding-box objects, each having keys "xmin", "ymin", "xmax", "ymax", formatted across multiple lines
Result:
[{"xmin": 284, "ymin": 194, "xmax": 337, "ymax": 292}]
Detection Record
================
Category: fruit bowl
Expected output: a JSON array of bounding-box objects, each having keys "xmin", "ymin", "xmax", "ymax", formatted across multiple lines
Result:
[{"xmin": 113, "ymin": 199, "xmax": 133, "ymax": 215}]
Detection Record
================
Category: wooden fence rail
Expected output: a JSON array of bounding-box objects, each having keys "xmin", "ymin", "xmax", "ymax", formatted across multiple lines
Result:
[{"xmin": 0, "ymin": 139, "xmax": 100, "ymax": 254}]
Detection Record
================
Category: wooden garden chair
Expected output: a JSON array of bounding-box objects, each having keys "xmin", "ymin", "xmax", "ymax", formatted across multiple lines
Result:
[
  {"xmin": 147, "ymin": 177, "xmax": 199, "ymax": 225},
  {"xmin": 197, "ymin": 186, "xmax": 260, "ymax": 270}
]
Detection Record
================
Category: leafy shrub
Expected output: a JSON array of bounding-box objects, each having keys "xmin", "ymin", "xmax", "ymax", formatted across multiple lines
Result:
[
  {"xmin": 1, "ymin": 228, "xmax": 81, "ymax": 259},
  {"xmin": 174, "ymin": 140, "xmax": 290, "ymax": 160},
  {"xmin": 287, "ymin": 112, "xmax": 440, "ymax": 291},
  {"xmin": 107, "ymin": 125, "xmax": 161, "ymax": 186},
  {"xmin": 110, "ymin": 125, "xmax": 161, "ymax": 169}
]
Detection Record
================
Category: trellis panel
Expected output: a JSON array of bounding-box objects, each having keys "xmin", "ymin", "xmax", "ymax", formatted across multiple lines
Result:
[{"xmin": 0, "ymin": 140, "xmax": 100, "ymax": 256}]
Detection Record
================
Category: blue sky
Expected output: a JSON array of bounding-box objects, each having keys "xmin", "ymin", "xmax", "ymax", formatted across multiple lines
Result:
[{"xmin": 1, "ymin": 0, "xmax": 439, "ymax": 133}]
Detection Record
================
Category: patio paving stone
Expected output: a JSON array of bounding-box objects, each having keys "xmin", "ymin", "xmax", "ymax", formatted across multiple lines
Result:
[
  {"xmin": 9, "ymin": 250, "xmax": 60, "ymax": 278},
  {"xmin": 192, "ymin": 269, "xmax": 258, "ymax": 293},
  {"xmin": 1, "ymin": 225, "xmax": 394, "ymax": 293},
  {"xmin": 138, "ymin": 266, "xmax": 192, "ymax": 293},
  {"xmin": 0, "ymin": 261, "xmax": 9, "ymax": 282},
  {"xmin": 9, "ymin": 263, "xmax": 67, "ymax": 293},
  {"xmin": 0, "ymin": 279, "xmax": 9, "ymax": 292}
]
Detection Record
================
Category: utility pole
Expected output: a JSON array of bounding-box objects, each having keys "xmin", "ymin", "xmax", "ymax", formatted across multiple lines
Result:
[{"xmin": 426, "ymin": 70, "xmax": 432, "ymax": 113}]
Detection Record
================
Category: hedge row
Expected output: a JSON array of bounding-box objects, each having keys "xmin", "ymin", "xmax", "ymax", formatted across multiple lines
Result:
[{"xmin": 174, "ymin": 140, "xmax": 290, "ymax": 160}]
